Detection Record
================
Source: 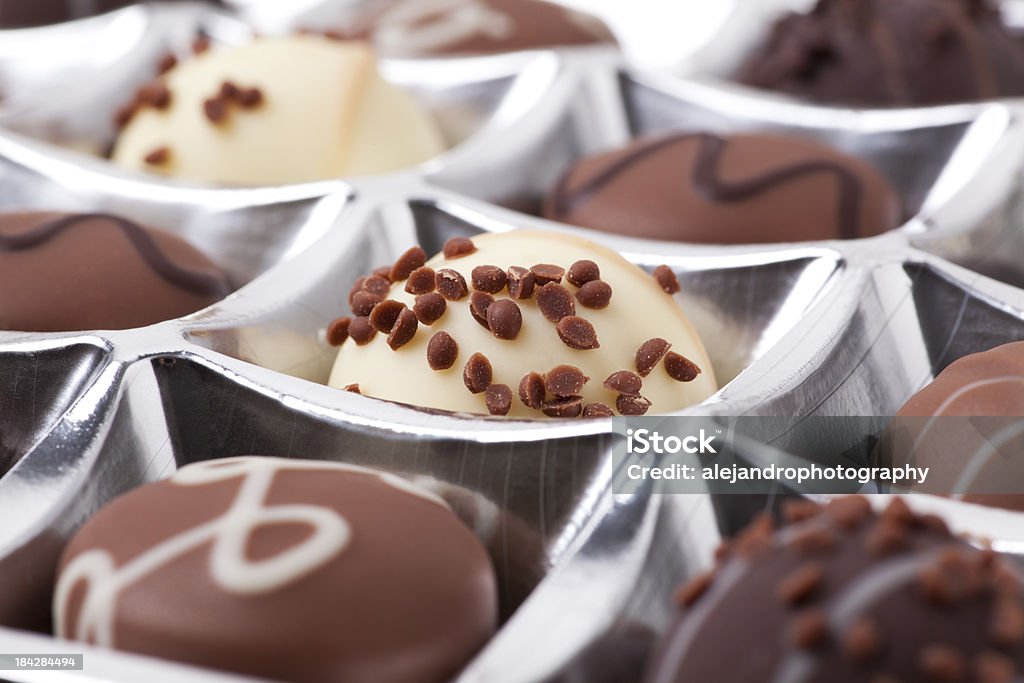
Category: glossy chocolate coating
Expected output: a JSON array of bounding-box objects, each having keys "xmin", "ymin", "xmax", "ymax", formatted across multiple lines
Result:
[
  {"xmin": 55, "ymin": 457, "xmax": 498, "ymax": 683},
  {"xmin": 544, "ymin": 132, "xmax": 904, "ymax": 244},
  {"xmin": 647, "ymin": 498, "xmax": 1024, "ymax": 683},
  {"xmin": 0, "ymin": 0, "xmax": 136, "ymax": 28},
  {"xmin": 0, "ymin": 212, "xmax": 229, "ymax": 332},
  {"xmin": 364, "ymin": 0, "xmax": 616, "ymax": 58},
  {"xmin": 738, "ymin": 0, "xmax": 1024, "ymax": 107}
]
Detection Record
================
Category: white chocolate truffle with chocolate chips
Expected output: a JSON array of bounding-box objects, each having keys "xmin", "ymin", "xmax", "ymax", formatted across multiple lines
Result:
[
  {"xmin": 328, "ymin": 230, "xmax": 717, "ymax": 418},
  {"xmin": 111, "ymin": 35, "xmax": 445, "ymax": 185}
]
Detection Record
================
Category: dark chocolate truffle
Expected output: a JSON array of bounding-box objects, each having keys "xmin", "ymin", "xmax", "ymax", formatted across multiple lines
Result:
[
  {"xmin": 874, "ymin": 341, "xmax": 1024, "ymax": 510},
  {"xmin": 738, "ymin": 0, "xmax": 1024, "ymax": 107},
  {"xmin": 0, "ymin": 0, "xmax": 135, "ymax": 28},
  {"xmin": 544, "ymin": 132, "xmax": 904, "ymax": 244},
  {"xmin": 363, "ymin": 0, "xmax": 616, "ymax": 58},
  {"xmin": 646, "ymin": 497, "xmax": 1024, "ymax": 683},
  {"xmin": 54, "ymin": 456, "xmax": 498, "ymax": 683},
  {"xmin": 0, "ymin": 212, "xmax": 230, "ymax": 332}
]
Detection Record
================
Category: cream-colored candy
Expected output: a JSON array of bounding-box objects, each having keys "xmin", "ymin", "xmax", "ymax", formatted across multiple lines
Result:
[
  {"xmin": 329, "ymin": 231, "xmax": 718, "ymax": 418},
  {"xmin": 112, "ymin": 36, "xmax": 445, "ymax": 184}
]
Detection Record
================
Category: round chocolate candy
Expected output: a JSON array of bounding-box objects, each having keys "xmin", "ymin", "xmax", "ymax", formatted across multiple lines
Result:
[
  {"xmin": 0, "ymin": 212, "xmax": 229, "ymax": 332},
  {"xmin": 55, "ymin": 456, "xmax": 498, "ymax": 683},
  {"xmin": 543, "ymin": 131, "xmax": 904, "ymax": 244}
]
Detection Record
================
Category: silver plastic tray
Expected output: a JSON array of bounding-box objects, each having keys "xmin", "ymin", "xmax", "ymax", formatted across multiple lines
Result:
[{"xmin": 2, "ymin": 2, "xmax": 1024, "ymax": 682}]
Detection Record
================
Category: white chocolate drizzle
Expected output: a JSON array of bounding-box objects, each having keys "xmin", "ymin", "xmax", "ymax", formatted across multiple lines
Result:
[
  {"xmin": 374, "ymin": 0, "xmax": 514, "ymax": 55},
  {"xmin": 55, "ymin": 456, "xmax": 446, "ymax": 646}
]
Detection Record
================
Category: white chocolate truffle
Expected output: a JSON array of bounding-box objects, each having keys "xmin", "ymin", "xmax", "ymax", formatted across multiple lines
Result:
[
  {"xmin": 112, "ymin": 36, "xmax": 445, "ymax": 185},
  {"xmin": 328, "ymin": 231, "xmax": 718, "ymax": 418}
]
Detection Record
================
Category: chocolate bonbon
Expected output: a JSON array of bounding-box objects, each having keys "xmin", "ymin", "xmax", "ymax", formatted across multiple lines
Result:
[
  {"xmin": 543, "ymin": 132, "xmax": 904, "ymax": 244},
  {"xmin": 0, "ymin": 212, "xmax": 229, "ymax": 332},
  {"xmin": 328, "ymin": 231, "xmax": 717, "ymax": 417},
  {"xmin": 55, "ymin": 456, "xmax": 497, "ymax": 683}
]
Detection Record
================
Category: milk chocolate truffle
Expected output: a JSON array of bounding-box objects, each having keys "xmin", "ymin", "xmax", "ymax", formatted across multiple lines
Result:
[
  {"xmin": 0, "ymin": 0, "xmax": 135, "ymax": 28},
  {"xmin": 738, "ymin": 0, "xmax": 1024, "ymax": 107},
  {"xmin": 874, "ymin": 341, "xmax": 1024, "ymax": 510},
  {"xmin": 55, "ymin": 456, "xmax": 497, "ymax": 683},
  {"xmin": 543, "ymin": 132, "xmax": 904, "ymax": 244},
  {"xmin": 0, "ymin": 212, "xmax": 229, "ymax": 332},
  {"xmin": 112, "ymin": 35, "xmax": 445, "ymax": 184},
  {"xmin": 647, "ymin": 497, "xmax": 1024, "ymax": 683},
  {"xmin": 328, "ymin": 231, "xmax": 717, "ymax": 418},
  {"xmin": 361, "ymin": 0, "xmax": 616, "ymax": 58}
]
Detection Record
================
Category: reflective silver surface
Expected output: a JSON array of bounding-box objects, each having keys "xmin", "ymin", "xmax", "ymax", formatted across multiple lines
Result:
[{"xmin": 1, "ymin": 2, "xmax": 1024, "ymax": 682}]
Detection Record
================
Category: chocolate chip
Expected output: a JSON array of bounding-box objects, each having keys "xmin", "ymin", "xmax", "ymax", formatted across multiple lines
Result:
[
  {"xmin": 114, "ymin": 103, "xmax": 138, "ymax": 128},
  {"xmin": 653, "ymin": 265, "xmax": 681, "ymax": 294},
  {"xmin": 427, "ymin": 332, "xmax": 458, "ymax": 370},
  {"xmin": 882, "ymin": 497, "xmax": 916, "ymax": 525},
  {"xmin": 144, "ymin": 146, "xmax": 170, "ymax": 166},
  {"xmin": 405, "ymin": 267, "xmax": 436, "ymax": 295},
  {"xmin": 665, "ymin": 352, "xmax": 701, "ymax": 382},
  {"xmin": 777, "ymin": 562, "xmax": 825, "ymax": 605},
  {"xmin": 369, "ymin": 299, "xmax": 406, "ymax": 333},
  {"xmin": 372, "ymin": 266, "xmax": 393, "ymax": 281},
  {"xmin": 220, "ymin": 81, "xmax": 240, "ymax": 100},
  {"xmin": 636, "ymin": 338, "xmax": 671, "ymax": 376},
  {"xmin": 545, "ymin": 365, "xmax": 589, "ymax": 397},
  {"xmin": 790, "ymin": 610, "xmax": 828, "ymax": 650},
  {"xmin": 991, "ymin": 599, "xmax": 1024, "ymax": 647},
  {"xmin": 326, "ymin": 317, "xmax": 351, "ymax": 346},
  {"xmin": 542, "ymin": 396, "xmax": 583, "ymax": 418},
  {"xmin": 485, "ymin": 384, "xmax": 512, "ymax": 416},
  {"xmin": 413, "ymin": 292, "xmax": 446, "ymax": 325},
  {"xmin": 557, "ymin": 316, "xmax": 600, "ymax": 350},
  {"xmin": 487, "ymin": 299, "xmax": 522, "ymax": 340},
  {"xmin": 348, "ymin": 276, "xmax": 367, "ymax": 305},
  {"xmin": 349, "ymin": 316, "xmax": 376, "ymax": 345},
  {"xmin": 203, "ymin": 96, "xmax": 227, "ymax": 124},
  {"xmin": 387, "ymin": 308, "xmax": 418, "ymax": 350},
  {"xmin": 791, "ymin": 527, "xmax": 837, "ymax": 555},
  {"xmin": 782, "ymin": 499, "xmax": 823, "ymax": 525},
  {"xmin": 157, "ymin": 53, "xmax": 178, "ymax": 74},
  {"xmin": 472, "ymin": 265, "xmax": 508, "ymax": 294},
  {"xmin": 576, "ymin": 280, "xmax": 612, "ymax": 309},
  {"xmin": 531, "ymin": 264, "xmax": 565, "ymax": 285},
  {"xmin": 507, "ymin": 266, "xmax": 536, "ymax": 300},
  {"xmin": 443, "ymin": 236, "xmax": 476, "ymax": 259},
  {"xmin": 919, "ymin": 644, "xmax": 965, "ymax": 683},
  {"xmin": 975, "ymin": 651, "xmax": 1015, "ymax": 683},
  {"xmin": 567, "ymin": 260, "xmax": 600, "ymax": 287},
  {"xmin": 390, "ymin": 246, "xmax": 427, "ymax": 282},
  {"xmin": 583, "ymin": 403, "xmax": 614, "ymax": 418},
  {"xmin": 436, "ymin": 269, "xmax": 469, "ymax": 300},
  {"xmin": 470, "ymin": 291, "xmax": 494, "ymax": 329},
  {"xmin": 866, "ymin": 520, "xmax": 909, "ymax": 557},
  {"xmin": 674, "ymin": 571, "xmax": 713, "ymax": 608},
  {"xmin": 362, "ymin": 275, "xmax": 391, "ymax": 297},
  {"xmin": 139, "ymin": 83, "xmax": 171, "ymax": 109},
  {"xmin": 463, "ymin": 353, "xmax": 492, "ymax": 394},
  {"xmin": 351, "ymin": 290, "xmax": 384, "ymax": 317},
  {"xmin": 536, "ymin": 283, "xmax": 576, "ymax": 323},
  {"xmin": 825, "ymin": 495, "xmax": 872, "ymax": 529},
  {"xmin": 616, "ymin": 394, "xmax": 651, "ymax": 416},
  {"xmin": 192, "ymin": 35, "xmax": 211, "ymax": 54},
  {"xmin": 237, "ymin": 87, "xmax": 263, "ymax": 108},
  {"xmin": 604, "ymin": 371, "xmax": 642, "ymax": 395},
  {"xmin": 343, "ymin": 383, "xmax": 360, "ymax": 394},
  {"xmin": 842, "ymin": 618, "xmax": 880, "ymax": 663},
  {"xmin": 519, "ymin": 372, "xmax": 546, "ymax": 410}
]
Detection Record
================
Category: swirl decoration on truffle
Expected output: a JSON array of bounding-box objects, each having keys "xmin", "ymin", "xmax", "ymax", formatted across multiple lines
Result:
[
  {"xmin": 54, "ymin": 457, "xmax": 445, "ymax": 646},
  {"xmin": 548, "ymin": 133, "xmax": 865, "ymax": 241},
  {"xmin": 0, "ymin": 213, "xmax": 229, "ymax": 298},
  {"xmin": 373, "ymin": 0, "xmax": 515, "ymax": 54}
]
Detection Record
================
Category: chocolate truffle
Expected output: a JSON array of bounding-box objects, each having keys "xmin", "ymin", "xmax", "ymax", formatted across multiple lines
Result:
[
  {"xmin": 543, "ymin": 131, "xmax": 904, "ymax": 244},
  {"xmin": 112, "ymin": 35, "xmax": 445, "ymax": 184},
  {"xmin": 0, "ymin": 0, "xmax": 135, "ymax": 28},
  {"xmin": 0, "ymin": 212, "xmax": 229, "ymax": 332},
  {"xmin": 328, "ymin": 231, "xmax": 718, "ymax": 418},
  {"xmin": 647, "ymin": 497, "xmax": 1024, "ymax": 683},
  {"xmin": 874, "ymin": 341, "xmax": 1024, "ymax": 510},
  {"xmin": 738, "ymin": 0, "xmax": 1024, "ymax": 107},
  {"xmin": 360, "ymin": 0, "xmax": 616, "ymax": 58},
  {"xmin": 55, "ymin": 456, "xmax": 497, "ymax": 683}
]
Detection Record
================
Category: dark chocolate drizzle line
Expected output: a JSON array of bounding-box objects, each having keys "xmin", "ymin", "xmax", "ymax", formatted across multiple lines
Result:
[
  {"xmin": 551, "ymin": 132, "xmax": 865, "ymax": 241},
  {"xmin": 0, "ymin": 213, "xmax": 230, "ymax": 297}
]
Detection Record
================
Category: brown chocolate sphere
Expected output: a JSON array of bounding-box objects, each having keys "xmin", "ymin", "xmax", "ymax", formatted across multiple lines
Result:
[
  {"xmin": 0, "ymin": 212, "xmax": 230, "ymax": 332},
  {"xmin": 543, "ymin": 132, "xmax": 904, "ymax": 244},
  {"xmin": 55, "ymin": 456, "xmax": 498, "ymax": 683}
]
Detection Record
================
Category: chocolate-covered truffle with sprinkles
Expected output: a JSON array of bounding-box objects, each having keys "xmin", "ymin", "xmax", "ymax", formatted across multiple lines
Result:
[
  {"xmin": 328, "ymin": 231, "xmax": 717, "ymax": 417},
  {"xmin": 646, "ymin": 496, "xmax": 1024, "ymax": 683}
]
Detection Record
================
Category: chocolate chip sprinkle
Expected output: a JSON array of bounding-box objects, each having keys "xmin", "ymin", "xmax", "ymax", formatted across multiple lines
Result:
[
  {"xmin": 919, "ymin": 644, "xmax": 965, "ymax": 683},
  {"xmin": 665, "ymin": 352, "xmax": 701, "ymax": 382},
  {"xmin": 777, "ymin": 562, "xmax": 825, "ymax": 605},
  {"xmin": 472, "ymin": 265, "xmax": 508, "ymax": 294},
  {"xmin": 362, "ymin": 275, "xmax": 391, "ymax": 296},
  {"xmin": 536, "ymin": 283, "xmax": 576, "ymax": 322},
  {"xmin": 616, "ymin": 393, "xmax": 651, "ymax": 416},
  {"xmin": 405, "ymin": 266, "xmax": 436, "ymax": 295},
  {"xmin": 372, "ymin": 266, "xmax": 392, "ymax": 281},
  {"xmin": 369, "ymin": 299, "xmax": 405, "ymax": 333},
  {"xmin": 326, "ymin": 317, "xmax": 351, "ymax": 346},
  {"xmin": 653, "ymin": 265, "xmax": 681, "ymax": 294},
  {"xmin": 842, "ymin": 618, "xmax": 880, "ymax": 664},
  {"xmin": 975, "ymin": 651, "xmax": 1015, "ymax": 683},
  {"xmin": 351, "ymin": 290, "xmax": 383, "ymax": 317},
  {"xmin": 674, "ymin": 571, "xmax": 713, "ymax": 608},
  {"xmin": 144, "ymin": 146, "xmax": 171, "ymax": 166},
  {"xmin": 636, "ymin": 338, "xmax": 671, "ymax": 376},
  {"xmin": 390, "ymin": 246, "xmax": 427, "ymax": 282},
  {"xmin": 542, "ymin": 396, "xmax": 583, "ymax": 418},
  {"xmin": 470, "ymin": 291, "xmax": 495, "ymax": 329},
  {"xmin": 487, "ymin": 299, "xmax": 522, "ymax": 340},
  {"xmin": 790, "ymin": 610, "xmax": 828, "ymax": 650},
  {"xmin": 557, "ymin": 316, "xmax": 600, "ymax": 350},
  {"xmin": 413, "ymin": 292, "xmax": 446, "ymax": 325},
  {"xmin": 567, "ymin": 260, "xmax": 600, "ymax": 287},
  {"xmin": 519, "ymin": 372, "xmax": 545, "ymax": 409},
  {"xmin": 386, "ymin": 308, "xmax": 418, "ymax": 350},
  {"xmin": 545, "ymin": 365, "xmax": 589, "ymax": 397},
  {"xmin": 220, "ymin": 81, "xmax": 239, "ymax": 100},
  {"xmin": 531, "ymin": 263, "xmax": 565, "ymax": 285},
  {"xmin": 604, "ymin": 371, "xmax": 642, "ymax": 395},
  {"xmin": 203, "ymin": 96, "xmax": 228, "ymax": 124},
  {"xmin": 991, "ymin": 599, "xmax": 1024, "ymax": 646},
  {"xmin": 436, "ymin": 269, "xmax": 469, "ymax": 300},
  {"xmin": 343, "ymin": 383, "xmax": 360, "ymax": 394},
  {"xmin": 463, "ymin": 353, "xmax": 493, "ymax": 394},
  {"xmin": 427, "ymin": 331, "xmax": 458, "ymax": 370},
  {"xmin": 236, "ymin": 87, "xmax": 263, "ymax": 109},
  {"xmin": 157, "ymin": 53, "xmax": 178, "ymax": 75},
  {"xmin": 443, "ymin": 236, "xmax": 476, "ymax": 259},
  {"xmin": 192, "ymin": 35, "xmax": 211, "ymax": 54},
  {"xmin": 576, "ymin": 280, "xmax": 612, "ymax": 309},
  {"xmin": 583, "ymin": 403, "xmax": 614, "ymax": 418},
  {"xmin": 485, "ymin": 384, "xmax": 512, "ymax": 416},
  {"xmin": 507, "ymin": 266, "xmax": 536, "ymax": 300},
  {"xmin": 348, "ymin": 316, "xmax": 376, "ymax": 345}
]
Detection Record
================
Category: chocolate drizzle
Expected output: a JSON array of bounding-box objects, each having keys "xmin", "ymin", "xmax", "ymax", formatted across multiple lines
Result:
[
  {"xmin": 550, "ymin": 132, "xmax": 866, "ymax": 240},
  {"xmin": 0, "ymin": 213, "xmax": 230, "ymax": 298}
]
